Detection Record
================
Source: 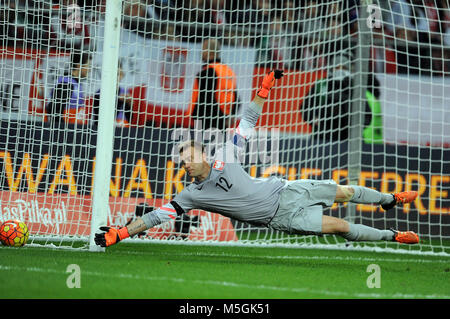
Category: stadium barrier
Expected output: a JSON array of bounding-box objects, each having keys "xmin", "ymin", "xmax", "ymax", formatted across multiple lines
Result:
[{"xmin": 0, "ymin": 121, "xmax": 448, "ymax": 239}]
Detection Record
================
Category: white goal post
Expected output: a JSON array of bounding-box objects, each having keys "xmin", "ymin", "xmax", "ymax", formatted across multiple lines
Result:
[
  {"xmin": 88, "ymin": 0, "xmax": 122, "ymax": 252},
  {"xmin": 0, "ymin": 0, "xmax": 448, "ymax": 255}
]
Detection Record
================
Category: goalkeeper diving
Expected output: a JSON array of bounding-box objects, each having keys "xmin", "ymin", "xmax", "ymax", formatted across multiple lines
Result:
[{"xmin": 95, "ymin": 70, "xmax": 419, "ymax": 247}]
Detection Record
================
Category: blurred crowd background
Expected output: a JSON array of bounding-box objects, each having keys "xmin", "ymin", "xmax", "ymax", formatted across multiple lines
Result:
[{"xmin": 1, "ymin": 0, "xmax": 450, "ymax": 76}]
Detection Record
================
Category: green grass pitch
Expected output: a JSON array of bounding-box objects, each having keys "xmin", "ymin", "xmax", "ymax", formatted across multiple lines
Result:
[{"xmin": 1, "ymin": 242, "xmax": 449, "ymax": 299}]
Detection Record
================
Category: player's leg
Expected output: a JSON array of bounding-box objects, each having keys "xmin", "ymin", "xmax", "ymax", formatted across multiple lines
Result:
[
  {"xmin": 270, "ymin": 180, "xmax": 419, "ymax": 243},
  {"xmin": 321, "ymin": 215, "xmax": 395, "ymax": 241},
  {"xmin": 335, "ymin": 185, "xmax": 393, "ymax": 204},
  {"xmin": 335, "ymin": 185, "xmax": 418, "ymax": 211},
  {"xmin": 321, "ymin": 215, "xmax": 349, "ymax": 233},
  {"xmin": 330, "ymin": 186, "xmax": 420, "ymax": 243}
]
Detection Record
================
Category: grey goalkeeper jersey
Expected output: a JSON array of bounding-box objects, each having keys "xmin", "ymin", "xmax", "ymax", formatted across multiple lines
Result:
[
  {"xmin": 142, "ymin": 140, "xmax": 287, "ymax": 228},
  {"xmin": 141, "ymin": 99, "xmax": 287, "ymax": 229},
  {"xmin": 173, "ymin": 142, "xmax": 286, "ymax": 226}
]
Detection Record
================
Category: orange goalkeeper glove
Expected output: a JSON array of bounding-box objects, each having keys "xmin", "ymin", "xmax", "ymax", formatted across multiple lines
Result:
[
  {"xmin": 94, "ymin": 226, "xmax": 130, "ymax": 247},
  {"xmin": 256, "ymin": 69, "xmax": 284, "ymax": 99}
]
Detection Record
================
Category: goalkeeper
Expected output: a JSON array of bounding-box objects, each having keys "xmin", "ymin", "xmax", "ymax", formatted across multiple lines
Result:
[{"xmin": 95, "ymin": 70, "xmax": 419, "ymax": 247}]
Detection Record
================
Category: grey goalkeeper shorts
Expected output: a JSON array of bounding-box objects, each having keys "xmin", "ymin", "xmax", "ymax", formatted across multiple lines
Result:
[{"xmin": 268, "ymin": 179, "xmax": 337, "ymax": 235}]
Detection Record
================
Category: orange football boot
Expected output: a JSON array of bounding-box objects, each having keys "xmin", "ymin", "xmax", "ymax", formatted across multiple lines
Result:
[
  {"xmin": 390, "ymin": 229, "xmax": 420, "ymax": 244},
  {"xmin": 381, "ymin": 191, "xmax": 418, "ymax": 211}
]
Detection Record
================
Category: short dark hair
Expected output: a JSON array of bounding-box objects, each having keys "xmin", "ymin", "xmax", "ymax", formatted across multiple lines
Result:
[
  {"xmin": 70, "ymin": 52, "xmax": 92, "ymax": 70},
  {"xmin": 177, "ymin": 140, "xmax": 205, "ymax": 155}
]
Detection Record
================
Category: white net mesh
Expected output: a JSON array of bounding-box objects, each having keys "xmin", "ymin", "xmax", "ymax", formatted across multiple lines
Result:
[{"xmin": 0, "ymin": 0, "xmax": 448, "ymax": 254}]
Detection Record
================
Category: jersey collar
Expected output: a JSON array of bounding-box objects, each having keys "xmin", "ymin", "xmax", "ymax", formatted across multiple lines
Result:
[{"xmin": 192, "ymin": 161, "xmax": 224, "ymax": 189}]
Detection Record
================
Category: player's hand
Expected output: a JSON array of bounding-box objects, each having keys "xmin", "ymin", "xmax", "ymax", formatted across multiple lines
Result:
[
  {"xmin": 257, "ymin": 69, "xmax": 284, "ymax": 99},
  {"xmin": 94, "ymin": 226, "xmax": 130, "ymax": 247}
]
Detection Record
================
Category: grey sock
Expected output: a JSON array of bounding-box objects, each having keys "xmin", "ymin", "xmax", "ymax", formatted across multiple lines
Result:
[
  {"xmin": 350, "ymin": 186, "xmax": 394, "ymax": 205},
  {"xmin": 342, "ymin": 223, "xmax": 394, "ymax": 242}
]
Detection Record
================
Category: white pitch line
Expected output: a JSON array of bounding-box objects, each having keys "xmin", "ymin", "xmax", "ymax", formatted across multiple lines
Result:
[
  {"xmin": 118, "ymin": 249, "xmax": 450, "ymax": 264},
  {"xmin": 1, "ymin": 264, "xmax": 449, "ymax": 299},
  {"xmin": 7, "ymin": 244, "xmax": 449, "ymax": 264}
]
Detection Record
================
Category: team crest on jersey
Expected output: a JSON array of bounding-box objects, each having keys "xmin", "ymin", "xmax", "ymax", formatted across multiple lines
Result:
[{"xmin": 213, "ymin": 160, "xmax": 225, "ymax": 171}]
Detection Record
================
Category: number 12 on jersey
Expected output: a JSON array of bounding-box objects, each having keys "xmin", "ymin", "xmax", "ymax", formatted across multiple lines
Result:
[{"xmin": 216, "ymin": 177, "xmax": 233, "ymax": 192}]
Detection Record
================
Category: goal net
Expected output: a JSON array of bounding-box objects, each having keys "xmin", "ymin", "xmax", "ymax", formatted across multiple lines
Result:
[{"xmin": 0, "ymin": 0, "xmax": 448, "ymax": 255}]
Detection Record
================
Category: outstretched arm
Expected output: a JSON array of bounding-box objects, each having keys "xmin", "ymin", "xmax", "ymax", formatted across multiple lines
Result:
[
  {"xmin": 94, "ymin": 200, "xmax": 189, "ymax": 247},
  {"xmin": 235, "ymin": 70, "xmax": 284, "ymax": 140},
  {"xmin": 94, "ymin": 71, "xmax": 283, "ymax": 248}
]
